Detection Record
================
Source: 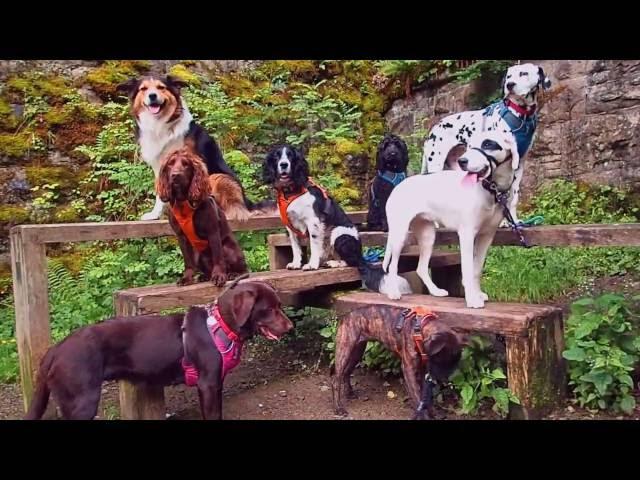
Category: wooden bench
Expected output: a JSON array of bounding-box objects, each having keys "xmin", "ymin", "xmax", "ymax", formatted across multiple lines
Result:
[
  {"xmin": 334, "ymin": 291, "xmax": 565, "ymax": 420},
  {"xmin": 113, "ymin": 251, "xmax": 460, "ymax": 419}
]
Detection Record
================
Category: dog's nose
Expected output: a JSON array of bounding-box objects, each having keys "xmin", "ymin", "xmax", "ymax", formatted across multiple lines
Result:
[
  {"xmin": 506, "ymin": 82, "xmax": 515, "ymax": 91},
  {"xmin": 148, "ymin": 92, "xmax": 158, "ymax": 101},
  {"xmin": 279, "ymin": 162, "xmax": 289, "ymax": 170},
  {"xmin": 458, "ymin": 157, "xmax": 469, "ymax": 169}
]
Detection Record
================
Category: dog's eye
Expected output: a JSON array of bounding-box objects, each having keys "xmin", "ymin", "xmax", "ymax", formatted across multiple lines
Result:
[
  {"xmin": 481, "ymin": 139, "xmax": 503, "ymax": 151},
  {"xmin": 140, "ymin": 86, "xmax": 148, "ymax": 91},
  {"xmin": 519, "ymin": 71, "xmax": 529, "ymax": 77},
  {"xmin": 157, "ymin": 85, "xmax": 166, "ymax": 90}
]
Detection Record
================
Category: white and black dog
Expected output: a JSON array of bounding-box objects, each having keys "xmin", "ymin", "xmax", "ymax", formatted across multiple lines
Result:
[
  {"xmin": 263, "ymin": 145, "xmax": 411, "ymax": 296},
  {"xmin": 383, "ymin": 131, "xmax": 520, "ymax": 308},
  {"xmin": 117, "ymin": 75, "xmax": 271, "ymax": 221},
  {"xmin": 420, "ymin": 63, "xmax": 551, "ymax": 224}
]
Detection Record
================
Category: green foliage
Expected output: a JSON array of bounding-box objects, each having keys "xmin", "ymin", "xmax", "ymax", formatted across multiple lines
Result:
[
  {"xmin": 563, "ymin": 294, "xmax": 640, "ymax": 414},
  {"xmin": 450, "ymin": 336, "xmax": 519, "ymax": 416},
  {"xmin": 451, "ymin": 60, "xmax": 513, "ymax": 85}
]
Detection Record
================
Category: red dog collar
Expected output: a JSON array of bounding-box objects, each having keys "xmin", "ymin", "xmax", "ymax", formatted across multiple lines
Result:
[{"xmin": 505, "ymin": 99, "xmax": 536, "ymax": 117}]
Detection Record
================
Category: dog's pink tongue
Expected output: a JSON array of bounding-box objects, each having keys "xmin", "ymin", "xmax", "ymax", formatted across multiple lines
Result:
[
  {"xmin": 462, "ymin": 172, "xmax": 479, "ymax": 188},
  {"xmin": 148, "ymin": 105, "xmax": 161, "ymax": 114}
]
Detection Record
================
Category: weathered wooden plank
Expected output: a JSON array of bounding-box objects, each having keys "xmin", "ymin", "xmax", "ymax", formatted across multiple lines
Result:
[
  {"xmin": 505, "ymin": 311, "xmax": 566, "ymax": 419},
  {"xmin": 10, "ymin": 229, "xmax": 53, "ymax": 416},
  {"xmin": 268, "ymin": 223, "xmax": 640, "ymax": 248},
  {"xmin": 333, "ymin": 292, "xmax": 561, "ymax": 337},
  {"xmin": 11, "ymin": 211, "xmax": 368, "ymax": 244},
  {"xmin": 114, "ymin": 296, "xmax": 166, "ymax": 420},
  {"xmin": 115, "ymin": 252, "xmax": 462, "ymax": 315}
]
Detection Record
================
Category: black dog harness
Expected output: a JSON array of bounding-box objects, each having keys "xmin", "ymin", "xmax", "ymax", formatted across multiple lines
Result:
[{"xmin": 469, "ymin": 147, "xmax": 530, "ymax": 248}]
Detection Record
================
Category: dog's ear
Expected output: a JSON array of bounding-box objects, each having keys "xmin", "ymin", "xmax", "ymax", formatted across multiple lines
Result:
[
  {"xmin": 164, "ymin": 75, "xmax": 188, "ymax": 91},
  {"xmin": 116, "ymin": 78, "xmax": 140, "ymax": 100},
  {"xmin": 156, "ymin": 156, "xmax": 173, "ymax": 203},
  {"xmin": 424, "ymin": 332, "xmax": 452, "ymax": 357},
  {"xmin": 188, "ymin": 155, "xmax": 211, "ymax": 204},
  {"xmin": 231, "ymin": 289, "xmax": 258, "ymax": 328},
  {"xmin": 262, "ymin": 150, "xmax": 277, "ymax": 185},
  {"xmin": 538, "ymin": 67, "xmax": 552, "ymax": 90},
  {"xmin": 291, "ymin": 147, "xmax": 310, "ymax": 184}
]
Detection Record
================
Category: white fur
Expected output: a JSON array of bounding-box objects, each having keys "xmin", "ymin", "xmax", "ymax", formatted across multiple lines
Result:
[
  {"xmin": 137, "ymin": 99, "xmax": 193, "ymax": 220},
  {"xmin": 420, "ymin": 63, "xmax": 550, "ymax": 225},
  {"xmin": 384, "ymin": 133, "xmax": 517, "ymax": 308},
  {"xmin": 283, "ymin": 192, "xmax": 327, "ymax": 270}
]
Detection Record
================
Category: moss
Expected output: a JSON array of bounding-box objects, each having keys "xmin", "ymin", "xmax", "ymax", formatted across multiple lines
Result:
[
  {"xmin": 53, "ymin": 205, "xmax": 81, "ymax": 223},
  {"xmin": 54, "ymin": 251, "xmax": 87, "ymax": 275},
  {"xmin": 6, "ymin": 73, "xmax": 73, "ymax": 104},
  {"xmin": 0, "ymin": 263, "xmax": 11, "ymax": 297},
  {"xmin": 0, "ymin": 132, "xmax": 33, "ymax": 157},
  {"xmin": 25, "ymin": 166, "xmax": 80, "ymax": 189},
  {"xmin": 0, "ymin": 98, "xmax": 18, "ymax": 130},
  {"xmin": 0, "ymin": 205, "xmax": 29, "ymax": 223},
  {"xmin": 334, "ymin": 138, "xmax": 366, "ymax": 157},
  {"xmin": 258, "ymin": 60, "xmax": 319, "ymax": 82},
  {"xmin": 168, "ymin": 64, "xmax": 202, "ymax": 86},
  {"xmin": 44, "ymin": 106, "xmax": 73, "ymax": 126},
  {"xmin": 86, "ymin": 60, "xmax": 151, "ymax": 98}
]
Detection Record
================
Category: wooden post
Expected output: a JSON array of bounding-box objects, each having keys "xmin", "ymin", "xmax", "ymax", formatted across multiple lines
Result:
[
  {"xmin": 10, "ymin": 229, "xmax": 55, "ymax": 416},
  {"xmin": 114, "ymin": 294, "xmax": 166, "ymax": 420},
  {"xmin": 268, "ymin": 244, "xmax": 292, "ymax": 271},
  {"xmin": 505, "ymin": 311, "xmax": 566, "ymax": 419}
]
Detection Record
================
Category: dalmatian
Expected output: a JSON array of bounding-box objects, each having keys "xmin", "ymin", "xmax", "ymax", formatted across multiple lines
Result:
[{"xmin": 420, "ymin": 63, "xmax": 552, "ymax": 225}]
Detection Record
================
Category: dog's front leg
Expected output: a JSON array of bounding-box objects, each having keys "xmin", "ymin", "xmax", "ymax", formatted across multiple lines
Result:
[
  {"xmin": 507, "ymin": 166, "xmax": 524, "ymax": 225},
  {"xmin": 401, "ymin": 353, "xmax": 423, "ymax": 408},
  {"xmin": 198, "ymin": 378, "xmax": 223, "ymax": 420},
  {"xmin": 459, "ymin": 228, "xmax": 484, "ymax": 308},
  {"xmin": 141, "ymin": 194, "xmax": 167, "ymax": 221},
  {"xmin": 286, "ymin": 227, "xmax": 303, "ymax": 270},
  {"xmin": 172, "ymin": 218, "xmax": 197, "ymax": 286},
  {"xmin": 206, "ymin": 207, "xmax": 228, "ymax": 287},
  {"xmin": 473, "ymin": 230, "xmax": 497, "ymax": 302},
  {"xmin": 302, "ymin": 222, "xmax": 324, "ymax": 270}
]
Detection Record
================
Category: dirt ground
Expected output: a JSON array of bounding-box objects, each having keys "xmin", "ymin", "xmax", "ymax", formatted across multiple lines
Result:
[{"xmin": 1, "ymin": 275, "xmax": 639, "ymax": 421}]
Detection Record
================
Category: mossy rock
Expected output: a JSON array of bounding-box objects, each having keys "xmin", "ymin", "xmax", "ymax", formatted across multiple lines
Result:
[
  {"xmin": 53, "ymin": 205, "xmax": 81, "ymax": 223},
  {"xmin": 168, "ymin": 64, "xmax": 202, "ymax": 86},
  {"xmin": 0, "ymin": 204, "xmax": 29, "ymax": 224},
  {"xmin": 6, "ymin": 73, "xmax": 73, "ymax": 105},
  {"xmin": 85, "ymin": 61, "xmax": 152, "ymax": 98},
  {"xmin": 258, "ymin": 61, "xmax": 319, "ymax": 82},
  {"xmin": 333, "ymin": 138, "xmax": 366, "ymax": 157},
  {"xmin": 0, "ymin": 132, "xmax": 33, "ymax": 158},
  {"xmin": 25, "ymin": 166, "xmax": 81, "ymax": 190},
  {"xmin": 0, "ymin": 98, "xmax": 18, "ymax": 130}
]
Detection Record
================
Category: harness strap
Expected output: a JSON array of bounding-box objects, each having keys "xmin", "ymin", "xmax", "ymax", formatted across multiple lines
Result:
[
  {"xmin": 276, "ymin": 178, "xmax": 329, "ymax": 239},
  {"xmin": 170, "ymin": 198, "xmax": 214, "ymax": 253}
]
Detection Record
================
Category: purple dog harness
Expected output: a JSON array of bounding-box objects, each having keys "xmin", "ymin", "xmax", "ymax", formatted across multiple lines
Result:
[{"xmin": 181, "ymin": 303, "xmax": 243, "ymax": 386}]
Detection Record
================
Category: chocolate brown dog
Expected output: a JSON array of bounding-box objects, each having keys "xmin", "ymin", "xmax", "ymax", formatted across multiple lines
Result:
[
  {"xmin": 25, "ymin": 281, "xmax": 293, "ymax": 420},
  {"xmin": 157, "ymin": 147, "xmax": 248, "ymax": 286},
  {"xmin": 332, "ymin": 305, "xmax": 466, "ymax": 419}
]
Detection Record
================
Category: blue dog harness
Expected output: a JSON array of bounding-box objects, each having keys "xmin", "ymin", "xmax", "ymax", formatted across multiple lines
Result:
[
  {"xmin": 370, "ymin": 170, "xmax": 407, "ymax": 206},
  {"xmin": 482, "ymin": 100, "xmax": 537, "ymax": 158}
]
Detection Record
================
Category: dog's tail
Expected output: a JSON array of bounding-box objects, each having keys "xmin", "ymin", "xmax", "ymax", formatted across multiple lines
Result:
[
  {"xmin": 245, "ymin": 198, "xmax": 278, "ymax": 217},
  {"xmin": 24, "ymin": 348, "xmax": 55, "ymax": 420},
  {"xmin": 333, "ymin": 232, "xmax": 411, "ymax": 295}
]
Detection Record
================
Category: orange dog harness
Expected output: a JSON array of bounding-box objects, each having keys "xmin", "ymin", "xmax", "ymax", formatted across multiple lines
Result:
[
  {"xmin": 399, "ymin": 307, "xmax": 437, "ymax": 367},
  {"xmin": 170, "ymin": 200, "xmax": 210, "ymax": 252},
  {"xmin": 276, "ymin": 178, "xmax": 329, "ymax": 238}
]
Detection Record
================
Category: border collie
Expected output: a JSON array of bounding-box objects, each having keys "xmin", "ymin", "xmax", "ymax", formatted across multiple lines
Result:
[{"xmin": 117, "ymin": 75, "xmax": 274, "ymax": 221}]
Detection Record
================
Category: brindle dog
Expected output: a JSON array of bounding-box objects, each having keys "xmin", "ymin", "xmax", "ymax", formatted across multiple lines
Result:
[{"xmin": 332, "ymin": 305, "xmax": 466, "ymax": 419}]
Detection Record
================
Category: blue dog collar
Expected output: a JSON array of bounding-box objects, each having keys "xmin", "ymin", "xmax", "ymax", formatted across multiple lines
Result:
[
  {"xmin": 483, "ymin": 101, "xmax": 537, "ymax": 158},
  {"xmin": 377, "ymin": 170, "xmax": 407, "ymax": 187}
]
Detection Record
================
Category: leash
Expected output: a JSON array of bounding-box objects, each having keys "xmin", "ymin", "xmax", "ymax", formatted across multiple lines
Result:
[
  {"xmin": 482, "ymin": 179, "xmax": 530, "ymax": 248},
  {"xmin": 468, "ymin": 147, "xmax": 530, "ymax": 249}
]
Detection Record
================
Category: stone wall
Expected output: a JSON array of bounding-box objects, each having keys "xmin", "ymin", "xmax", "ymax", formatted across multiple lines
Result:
[{"xmin": 384, "ymin": 60, "xmax": 640, "ymax": 199}]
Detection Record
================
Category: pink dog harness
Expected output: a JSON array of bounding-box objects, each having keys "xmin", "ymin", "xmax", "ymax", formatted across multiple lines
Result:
[{"xmin": 182, "ymin": 303, "xmax": 244, "ymax": 386}]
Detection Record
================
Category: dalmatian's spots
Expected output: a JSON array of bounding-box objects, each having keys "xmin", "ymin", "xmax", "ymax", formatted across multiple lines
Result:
[
  {"xmin": 442, "ymin": 122, "xmax": 454, "ymax": 129},
  {"xmin": 456, "ymin": 115, "xmax": 461, "ymax": 120}
]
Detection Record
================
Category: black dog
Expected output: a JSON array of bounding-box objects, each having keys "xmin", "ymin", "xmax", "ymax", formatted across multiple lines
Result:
[{"xmin": 365, "ymin": 134, "xmax": 409, "ymax": 232}]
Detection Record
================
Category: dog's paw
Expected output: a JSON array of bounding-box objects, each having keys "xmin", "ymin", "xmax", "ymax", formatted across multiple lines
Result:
[
  {"xmin": 429, "ymin": 286, "xmax": 449, "ymax": 297},
  {"xmin": 210, "ymin": 273, "xmax": 228, "ymax": 287},
  {"xmin": 465, "ymin": 293, "xmax": 486, "ymax": 309},
  {"xmin": 325, "ymin": 260, "xmax": 347, "ymax": 268},
  {"xmin": 479, "ymin": 291, "xmax": 489, "ymax": 301},
  {"xmin": 286, "ymin": 261, "xmax": 302, "ymax": 270},
  {"xmin": 141, "ymin": 211, "xmax": 160, "ymax": 221},
  {"xmin": 302, "ymin": 262, "xmax": 319, "ymax": 271},
  {"xmin": 177, "ymin": 271, "xmax": 195, "ymax": 286}
]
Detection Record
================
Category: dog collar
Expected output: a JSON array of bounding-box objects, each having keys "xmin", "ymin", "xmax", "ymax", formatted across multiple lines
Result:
[{"xmin": 505, "ymin": 99, "xmax": 536, "ymax": 117}]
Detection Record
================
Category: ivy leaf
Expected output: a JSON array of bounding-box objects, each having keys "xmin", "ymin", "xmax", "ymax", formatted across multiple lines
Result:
[{"xmin": 563, "ymin": 348, "xmax": 586, "ymax": 361}]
